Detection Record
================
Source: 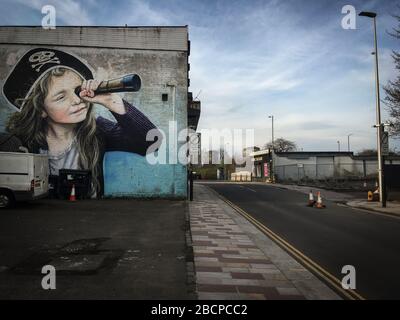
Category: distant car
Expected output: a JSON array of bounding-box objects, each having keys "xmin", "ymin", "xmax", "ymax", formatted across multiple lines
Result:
[{"xmin": 0, "ymin": 152, "xmax": 49, "ymax": 208}]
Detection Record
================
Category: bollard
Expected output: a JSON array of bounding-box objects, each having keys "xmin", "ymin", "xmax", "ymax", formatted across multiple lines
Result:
[{"xmin": 367, "ymin": 191, "xmax": 373, "ymax": 202}]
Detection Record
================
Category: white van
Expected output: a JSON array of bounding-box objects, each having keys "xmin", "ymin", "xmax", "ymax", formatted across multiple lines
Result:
[{"xmin": 0, "ymin": 152, "xmax": 49, "ymax": 208}]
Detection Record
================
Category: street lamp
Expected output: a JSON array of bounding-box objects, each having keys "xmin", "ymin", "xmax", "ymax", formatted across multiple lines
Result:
[
  {"xmin": 268, "ymin": 115, "xmax": 274, "ymax": 149},
  {"xmin": 337, "ymin": 141, "xmax": 341, "ymax": 152},
  {"xmin": 359, "ymin": 11, "xmax": 386, "ymax": 207},
  {"xmin": 347, "ymin": 133, "xmax": 353, "ymax": 152},
  {"xmin": 268, "ymin": 115, "xmax": 275, "ymax": 183}
]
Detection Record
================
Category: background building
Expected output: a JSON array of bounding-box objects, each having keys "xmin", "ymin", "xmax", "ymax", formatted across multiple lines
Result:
[{"xmin": 250, "ymin": 150, "xmax": 400, "ymax": 189}]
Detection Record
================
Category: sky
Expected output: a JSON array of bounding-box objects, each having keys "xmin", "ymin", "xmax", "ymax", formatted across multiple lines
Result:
[{"xmin": 1, "ymin": 0, "xmax": 400, "ymax": 153}]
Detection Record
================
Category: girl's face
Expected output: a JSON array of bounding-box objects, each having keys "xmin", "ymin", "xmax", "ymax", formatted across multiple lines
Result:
[{"xmin": 43, "ymin": 70, "xmax": 88, "ymax": 124}]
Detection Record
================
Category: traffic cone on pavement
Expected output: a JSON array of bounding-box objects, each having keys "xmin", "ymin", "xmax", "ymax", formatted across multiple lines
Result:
[
  {"xmin": 315, "ymin": 191, "xmax": 326, "ymax": 209},
  {"xmin": 307, "ymin": 190, "xmax": 316, "ymax": 207},
  {"xmin": 69, "ymin": 184, "xmax": 76, "ymax": 202}
]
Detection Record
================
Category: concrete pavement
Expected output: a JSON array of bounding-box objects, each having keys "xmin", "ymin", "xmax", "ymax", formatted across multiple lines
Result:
[
  {"xmin": 3, "ymin": 180, "xmax": 390, "ymax": 300},
  {"xmin": 0, "ymin": 199, "xmax": 195, "ymax": 299},
  {"xmin": 345, "ymin": 200, "xmax": 400, "ymax": 216},
  {"xmin": 189, "ymin": 183, "xmax": 341, "ymax": 300}
]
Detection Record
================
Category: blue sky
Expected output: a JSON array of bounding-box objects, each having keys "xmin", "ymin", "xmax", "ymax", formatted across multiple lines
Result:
[{"xmin": 1, "ymin": 0, "xmax": 400, "ymax": 153}]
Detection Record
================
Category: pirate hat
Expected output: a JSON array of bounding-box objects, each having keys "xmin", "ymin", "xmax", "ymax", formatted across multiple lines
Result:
[{"xmin": 3, "ymin": 47, "xmax": 93, "ymax": 110}]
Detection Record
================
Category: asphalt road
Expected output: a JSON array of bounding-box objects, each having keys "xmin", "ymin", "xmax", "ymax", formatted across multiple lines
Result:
[{"xmin": 206, "ymin": 182, "xmax": 400, "ymax": 300}]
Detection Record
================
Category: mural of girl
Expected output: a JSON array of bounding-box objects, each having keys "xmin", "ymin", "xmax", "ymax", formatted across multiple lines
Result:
[{"xmin": 3, "ymin": 48, "xmax": 161, "ymax": 197}]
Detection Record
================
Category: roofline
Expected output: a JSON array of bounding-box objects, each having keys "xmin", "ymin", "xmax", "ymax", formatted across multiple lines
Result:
[
  {"xmin": 275, "ymin": 151, "xmax": 354, "ymax": 154},
  {"xmin": 250, "ymin": 150, "xmax": 356, "ymax": 156},
  {"xmin": 249, "ymin": 150, "xmax": 400, "ymax": 160},
  {"xmin": 0, "ymin": 25, "xmax": 189, "ymax": 29}
]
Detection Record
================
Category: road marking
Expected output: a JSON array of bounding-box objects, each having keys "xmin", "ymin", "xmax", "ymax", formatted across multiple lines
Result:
[{"xmin": 209, "ymin": 187, "xmax": 365, "ymax": 300}]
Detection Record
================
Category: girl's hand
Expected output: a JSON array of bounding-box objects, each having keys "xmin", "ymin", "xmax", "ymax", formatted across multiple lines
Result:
[{"xmin": 79, "ymin": 79, "xmax": 126, "ymax": 115}]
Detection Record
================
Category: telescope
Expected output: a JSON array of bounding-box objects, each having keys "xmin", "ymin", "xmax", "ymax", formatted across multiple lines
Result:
[{"xmin": 75, "ymin": 74, "xmax": 141, "ymax": 96}]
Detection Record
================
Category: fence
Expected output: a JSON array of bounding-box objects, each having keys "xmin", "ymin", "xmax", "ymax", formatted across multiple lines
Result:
[{"xmin": 274, "ymin": 163, "xmax": 378, "ymax": 190}]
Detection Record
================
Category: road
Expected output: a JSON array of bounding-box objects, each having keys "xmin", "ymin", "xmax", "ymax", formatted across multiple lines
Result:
[{"xmin": 205, "ymin": 182, "xmax": 400, "ymax": 300}]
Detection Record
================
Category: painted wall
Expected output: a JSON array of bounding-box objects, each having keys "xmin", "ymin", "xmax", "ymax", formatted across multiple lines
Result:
[{"xmin": 0, "ymin": 27, "xmax": 189, "ymax": 199}]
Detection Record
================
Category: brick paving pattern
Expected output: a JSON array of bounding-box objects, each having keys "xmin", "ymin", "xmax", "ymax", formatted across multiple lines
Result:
[
  {"xmin": 189, "ymin": 183, "xmax": 341, "ymax": 300},
  {"xmin": 190, "ymin": 199, "xmax": 305, "ymax": 299}
]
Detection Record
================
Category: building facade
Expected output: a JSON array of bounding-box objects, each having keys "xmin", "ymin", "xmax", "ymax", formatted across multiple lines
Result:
[
  {"xmin": 250, "ymin": 150, "xmax": 400, "ymax": 183},
  {"xmin": 0, "ymin": 26, "xmax": 191, "ymax": 198}
]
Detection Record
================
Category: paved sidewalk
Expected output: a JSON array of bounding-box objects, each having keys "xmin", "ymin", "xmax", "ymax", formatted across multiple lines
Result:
[
  {"xmin": 189, "ymin": 184, "xmax": 341, "ymax": 300},
  {"xmin": 345, "ymin": 200, "xmax": 400, "ymax": 216}
]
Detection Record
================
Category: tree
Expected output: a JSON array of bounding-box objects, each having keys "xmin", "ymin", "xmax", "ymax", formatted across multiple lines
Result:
[
  {"xmin": 356, "ymin": 148, "xmax": 399, "ymax": 156},
  {"xmin": 384, "ymin": 12, "xmax": 400, "ymax": 137},
  {"xmin": 264, "ymin": 138, "xmax": 297, "ymax": 152},
  {"xmin": 357, "ymin": 149, "xmax": 377, "ymax": 156}
]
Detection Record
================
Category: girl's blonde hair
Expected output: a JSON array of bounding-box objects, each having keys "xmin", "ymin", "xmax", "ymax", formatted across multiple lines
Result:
[{"xmin": 6, "ymin": 67, "xmax": 101, "ymax": 194}]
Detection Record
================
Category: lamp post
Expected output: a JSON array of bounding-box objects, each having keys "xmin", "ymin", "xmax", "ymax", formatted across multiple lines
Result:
[
  {"xmin": 347, "ymin": 133, "xmax": 353, "ymax": 152},
  {"xmin": 337, "ymin": 140, "xmax": 341, "ymax": 152},
  {"xmin": 268, "ymin": 115, "xmax": 274, "ymax": 149},
  {"xmin": 268, "ymin": 115, "xmax": 275, "ymax": 182},
  {"xmin": 359, "ymin": 11, "xmax": 386, "ymax": 207}
]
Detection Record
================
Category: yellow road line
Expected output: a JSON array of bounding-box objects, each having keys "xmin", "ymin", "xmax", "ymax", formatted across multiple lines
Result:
[{"xmin": 210, "ymin": 188, "xmax": 365, "ymax": 300}]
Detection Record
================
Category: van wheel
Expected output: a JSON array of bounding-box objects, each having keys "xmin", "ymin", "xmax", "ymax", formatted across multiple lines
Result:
[{"xmin": 0, "ymin": 190, "xmax": 15, "ymax": 209}]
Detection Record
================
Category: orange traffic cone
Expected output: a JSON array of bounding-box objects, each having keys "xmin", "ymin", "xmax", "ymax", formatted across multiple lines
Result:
[
  {"xmin": 307, "ymin": 190, "xmax": 316, "ymax": 207},
  {"xmin": 69, "ymin": 184, "xmax": 76, "ymax": 202},
  {"xmin": 315, "ymin": 191, "xmax": 326, "ymax": 209}
]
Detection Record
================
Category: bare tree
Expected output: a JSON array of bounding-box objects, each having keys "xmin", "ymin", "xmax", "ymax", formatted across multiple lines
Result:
[
  {"xmin": 264, "ymin": 138, "xmax": 297, "ymax": 152},
  {"xmin": 357, "ymin": 149, "xmax": 378, "ymax": 156},
  {"xmin": 384, "ymin": 12, "xmax": 400, "ymax": 137},
  {"xmin": 357, "ymin": 148, "xmax": 399, "ymax": 156}
]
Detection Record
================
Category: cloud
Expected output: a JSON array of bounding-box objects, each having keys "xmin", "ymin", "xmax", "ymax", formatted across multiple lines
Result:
[
  {"xmin": 1, "ymin": 0, "xmax": 399, "ymax": 152},
  {"xmin": 13, "ymin": 0, "xmax": 93, "ymax": 25},
  {"xmin": 116, "ymin": 0, "xmax": 174, "ymax": 26}
]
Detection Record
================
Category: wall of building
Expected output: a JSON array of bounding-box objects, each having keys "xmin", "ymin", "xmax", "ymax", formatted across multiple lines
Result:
[{"xmin": 0, "ymin": 27, "xmax": 189, "ymax": 198}]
